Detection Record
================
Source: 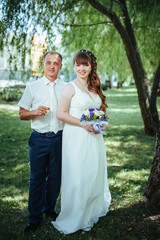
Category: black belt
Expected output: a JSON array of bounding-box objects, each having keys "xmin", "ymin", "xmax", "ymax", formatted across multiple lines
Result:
[{"xmin": 32, "ymin": 129, "xmax": 60, "ymax": 137}]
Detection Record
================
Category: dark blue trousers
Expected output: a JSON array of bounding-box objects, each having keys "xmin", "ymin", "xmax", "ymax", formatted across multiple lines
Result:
[{"xmin": 28, "ymin": 130, "xmax": 62, "ymax": 224}]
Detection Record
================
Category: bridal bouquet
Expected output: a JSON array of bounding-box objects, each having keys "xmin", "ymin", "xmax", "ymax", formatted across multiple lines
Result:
[{"xmin": 80, "ymin": 108, "xmax": 109, "ymax": 135}]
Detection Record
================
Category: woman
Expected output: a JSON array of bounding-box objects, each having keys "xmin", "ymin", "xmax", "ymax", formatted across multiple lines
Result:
[{"xmin": 52, "ymin": 49, "xmax": 111, "ymax": 234}]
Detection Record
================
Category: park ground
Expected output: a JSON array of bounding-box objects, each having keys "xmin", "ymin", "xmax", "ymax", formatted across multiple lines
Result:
[{"xmin": 0, "ymin": 86, "xmax": 160, "ymax": 240}]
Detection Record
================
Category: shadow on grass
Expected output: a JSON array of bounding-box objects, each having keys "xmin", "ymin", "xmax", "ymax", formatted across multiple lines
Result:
[
  {"xmin": 0, "ymin": 90, "xmax": 159, "ymax": 240},
  {"xmin": 105, "ymin": 127, "xmax": 155, "ymax": 170},
  {"xmin": 0, "ymin": 199, "xmax": 160, "ymax": 240}
]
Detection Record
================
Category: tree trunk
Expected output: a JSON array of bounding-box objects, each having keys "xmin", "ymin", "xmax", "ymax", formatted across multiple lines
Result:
[
  {"xmin": 150, "ymin": 62, "xmax": 160, "ymax": 126},
  {"xmin": 112, "ymin": 0, "xmax": 157, "ymax": 135},
  {"xmin": 86, "ymin": 0, "xmax": 159, "ymax": 135},
  {"xmin": 143, "ymin": 127, "xmax": 160, "ymax": 208},
  {"xmin": 117, "ymin": 81, "xmax": 124, "ymax": 89}
]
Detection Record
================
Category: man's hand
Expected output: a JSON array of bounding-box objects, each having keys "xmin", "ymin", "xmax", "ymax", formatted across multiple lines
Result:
[
  {"xmin": 19, "ymin": 106, "xmax": 50, "ymax": 120},
  {"xmin": 35, "ymin": 106, "xmax": 50, "ymax": 116}
]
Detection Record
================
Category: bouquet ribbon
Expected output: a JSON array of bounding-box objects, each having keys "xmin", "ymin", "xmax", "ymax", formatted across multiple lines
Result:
[{"xmin": 93, "ymin": 121, "xmax": 108, "ymax": 135}]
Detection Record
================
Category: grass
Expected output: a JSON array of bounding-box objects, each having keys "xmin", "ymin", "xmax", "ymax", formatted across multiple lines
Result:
[{"xmin": 0, "ymin": 86, "xmax": 160, "ymax": 240}]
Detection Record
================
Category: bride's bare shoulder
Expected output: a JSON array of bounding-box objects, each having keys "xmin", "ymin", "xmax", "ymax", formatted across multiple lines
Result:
[{"xmin": 62, "ymin": 81, "xmax": 75, "ymax": 96}]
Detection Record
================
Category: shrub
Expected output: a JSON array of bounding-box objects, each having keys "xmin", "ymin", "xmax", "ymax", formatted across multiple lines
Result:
[
  {"xmin": 101, "ymin": 82, "xmax": 109, "ymax": 91},
  {"xmin": 0, "ymin": 87, "xmax": 24, "ymax": 102}
]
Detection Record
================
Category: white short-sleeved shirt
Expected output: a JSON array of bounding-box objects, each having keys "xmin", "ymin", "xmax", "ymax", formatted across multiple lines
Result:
[{"xmin": 18, "ymin": 76, "xmax": 66, "ymax": 133}]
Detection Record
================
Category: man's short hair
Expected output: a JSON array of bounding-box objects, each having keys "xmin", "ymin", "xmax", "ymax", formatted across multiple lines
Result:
[{"xmin": 43, "ymin": 51, "xmax": 62, "ymax": 63}]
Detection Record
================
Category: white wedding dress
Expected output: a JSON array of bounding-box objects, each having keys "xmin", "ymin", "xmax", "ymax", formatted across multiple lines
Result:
[{"xmin": 52, "ymin": 82, "xmax": 111, "ymax": 234}]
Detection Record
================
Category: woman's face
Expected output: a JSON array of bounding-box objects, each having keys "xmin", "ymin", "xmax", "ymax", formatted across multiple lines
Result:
[{"xmin": 74, "ymin": 61, "xmax": 91, "ymax": 80}]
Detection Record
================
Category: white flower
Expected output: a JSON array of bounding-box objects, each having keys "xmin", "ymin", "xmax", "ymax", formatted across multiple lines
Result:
[{"xmin": 84, "ymin": 109, "xmax": 90, "ymax": 116}]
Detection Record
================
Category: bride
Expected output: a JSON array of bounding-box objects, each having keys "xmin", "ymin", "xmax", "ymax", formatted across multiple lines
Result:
[{"xmin": 52, "ymin": 49, "xmax": 111, "ymax": 234}]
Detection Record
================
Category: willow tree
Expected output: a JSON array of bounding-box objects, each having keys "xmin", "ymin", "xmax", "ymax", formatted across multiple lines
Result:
[
  {"xmin": 1, "ymin": 0, "xmax": 160, "ymax": 135},
  {"xmin": 55, "ymin": 0, "xmax": 160, "ymax": 136}
]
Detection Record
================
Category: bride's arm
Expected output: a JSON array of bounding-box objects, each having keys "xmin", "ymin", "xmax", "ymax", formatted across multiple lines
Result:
[
  {"xmin": 57, "ymin": 83, "xmax": 81, "ymax": 126},
  {"xmin": 57, "ymin": 83, "xmax": 93, "ymax": 132}
]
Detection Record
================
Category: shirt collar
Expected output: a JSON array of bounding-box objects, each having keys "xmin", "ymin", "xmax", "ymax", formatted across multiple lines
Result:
[{"xmin": 43, "ymin": 76, "xmax": 58, "ymax": 85}]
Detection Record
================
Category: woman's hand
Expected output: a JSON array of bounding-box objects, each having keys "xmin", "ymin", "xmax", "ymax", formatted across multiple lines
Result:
[
  {"xmin": 101, "ymin": 122, "xmax": 109, "ymax": 131},
  {"xmin": 81, "ymin": 122, "xmax": 109, "ymax": 134},
  {"xmin": 81, "ymin": 124, "xmax": 100, "ymax": 134},
  {"xmin": 82, "ymin": 124, "xmax": 94, "ymax": 133}
]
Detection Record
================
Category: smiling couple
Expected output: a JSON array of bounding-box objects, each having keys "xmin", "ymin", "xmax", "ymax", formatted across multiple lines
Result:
[{"xmin": 18, "ymin": 50, "xmax": 111, "ymax": 235}]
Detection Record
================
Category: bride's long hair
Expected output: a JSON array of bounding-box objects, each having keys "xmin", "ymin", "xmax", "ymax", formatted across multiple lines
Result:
[{"xmin": 73, "ymin": 50, "xmax": 108, "ymax": 111}]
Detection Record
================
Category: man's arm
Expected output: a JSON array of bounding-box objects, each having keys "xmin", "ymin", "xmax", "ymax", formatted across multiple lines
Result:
[{"xmin": 19, "ymin": 106, "xmax": 50, "ymax": 120}]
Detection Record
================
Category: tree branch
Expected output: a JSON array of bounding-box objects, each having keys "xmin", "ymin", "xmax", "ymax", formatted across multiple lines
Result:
[
  {"xmin": 113, "ymin": 0, "xmax": 125, "ymax": 9},
  {"xmin": 85, "ymin": 0, "xmax": 114, "ymax": 18},
  {"xmin": 61, "ymin": 21, "xmax": 112, "ymax": 27},
  {"xmin": 85, "ymin": 1, "xmax": 135, "ymax": 62}
]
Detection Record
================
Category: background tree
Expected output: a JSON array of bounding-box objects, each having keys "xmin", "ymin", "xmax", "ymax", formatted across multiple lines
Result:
[
  {"xmin": 56, "ymin": 0, "xmax": 160, "ymax": 135},
  {"xmin": 143, "ymin": 127, "xmax": 160, "ymax": 208},
  {"xmin": 1, "ymin": 0, "xmax": 160, "ymax": 135}
]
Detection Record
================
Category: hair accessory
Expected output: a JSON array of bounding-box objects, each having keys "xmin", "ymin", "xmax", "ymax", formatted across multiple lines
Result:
[
  {"xmin": 77, "ymin": 49, "xmax": 97, "ymax": 73},
  {"xmin": 80, "ymin": 49, "xmax": 86, "ymax": 53}
]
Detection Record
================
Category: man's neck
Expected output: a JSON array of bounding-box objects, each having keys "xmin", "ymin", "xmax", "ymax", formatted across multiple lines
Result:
[{"xmin": 44, "ymin": 74, "xmax": 57, "ymax": 82}]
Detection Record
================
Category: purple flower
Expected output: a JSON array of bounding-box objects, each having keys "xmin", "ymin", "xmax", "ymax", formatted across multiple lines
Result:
[
  {"xmin": 89, "ymin": 108, "xmax": 95, "ymax": 112},
  {"xmin": 80, "ymin": 114, "xmax": 87, "ymax": 121},
  {"xmin": 100, "ymin": 115, "xmax": 105, "ymax": 121},
  {"xmin": 90, "ymin": 112, "xmax": 94, "ymax": 118},
  {"xmin": 80, "ymin": 107, "xmax": 108, "ymax": 123}
]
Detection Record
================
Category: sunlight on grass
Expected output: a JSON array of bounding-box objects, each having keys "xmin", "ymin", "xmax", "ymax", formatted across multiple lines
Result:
[
  {"xmin": 0, "ymin": 104, "xmax": 19, "ymax": 110},
  {"xmin": 116, "ymin": 169, "xmax": 149, "ymax": 180},
  {"xmin": 2, "ymin": 195, "xmax": 28, "ymax": 203},
  {"xmin": 107, "ymin": 93, "xmax": 138, "ymax": 97},
  {"xmin": 110, "ymin": 108, "xmax": 140, "ymax": 112},
  {"xmin": 0, "ymin": 87, "xmax": 159, "ymax": 240},
  {"xmin": 14, "ymin": 163, "xmax": 29, "ymax": 171}
]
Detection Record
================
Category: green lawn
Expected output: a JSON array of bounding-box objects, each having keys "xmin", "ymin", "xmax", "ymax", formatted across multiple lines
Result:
[{"xmin": 0, "ymin": 86, "xmax": 160, "ymax": 240}]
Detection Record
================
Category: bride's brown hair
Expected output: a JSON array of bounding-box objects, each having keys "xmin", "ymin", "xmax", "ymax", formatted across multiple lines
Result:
[{"xmin": 73, "ymin": 49, "xmax": 108, "ymax": 111}]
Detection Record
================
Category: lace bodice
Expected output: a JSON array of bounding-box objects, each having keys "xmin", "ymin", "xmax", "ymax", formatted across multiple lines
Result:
[{"xmin": 69, "ymin": 81, "xmax": 102, "ymax": 118}]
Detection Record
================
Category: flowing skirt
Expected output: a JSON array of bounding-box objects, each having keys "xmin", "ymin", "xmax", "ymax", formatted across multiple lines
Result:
[{"xmin": 52, "ymin": 124, "xmax": 111, "ymax": 234}]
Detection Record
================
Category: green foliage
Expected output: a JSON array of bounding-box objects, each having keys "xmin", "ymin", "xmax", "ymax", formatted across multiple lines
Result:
[
  {"xmin": 101, "ymin": 81, "xmax": 110, "ymax": 90},
  {"xmin": 57, "ymin": 0, "xmax": 160, "ymax": 82},
  {"xmin": 128, "ymin": 0, "xmax": 160, "ymax": 78},
  {"xmin": 0, "ymin": 21, "xmax": 6, "ymax": 51},
  {"xmin": 0, "ymin": 85, "xmax": 24, "ymax": 102},
  {"xmin": 1, "ymin": 0, "xmax": 160, "ymax": 83},
  {"xmin": 0, "ymin": 87, "xmax": 160, "ymax": 239}
]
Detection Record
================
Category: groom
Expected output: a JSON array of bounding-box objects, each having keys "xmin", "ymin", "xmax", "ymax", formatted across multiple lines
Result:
[{"xmin": 18, "ymin": 51, "xmax": 65, "ymax": 232}]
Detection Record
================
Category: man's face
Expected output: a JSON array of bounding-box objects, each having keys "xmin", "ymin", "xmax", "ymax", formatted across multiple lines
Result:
[{"xmin": 43, "ymin": 53, "xmax": 62, "ymax": 81}]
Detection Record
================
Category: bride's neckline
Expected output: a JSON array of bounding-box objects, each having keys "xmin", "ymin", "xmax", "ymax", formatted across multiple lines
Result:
[{"xmin": 73, "ymin": 79, "xmax": 97, "ymax": 101}]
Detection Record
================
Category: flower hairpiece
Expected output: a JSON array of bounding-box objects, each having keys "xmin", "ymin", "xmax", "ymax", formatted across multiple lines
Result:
[{"xmin": 79, "ymin": 49, "xmax": 97, "ymax": 72}]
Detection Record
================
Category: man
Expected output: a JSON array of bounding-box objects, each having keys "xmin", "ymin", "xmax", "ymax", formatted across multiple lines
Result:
[{"xmin": 18, "ymin": 51, "xmax": 65, "ymax": 232}]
